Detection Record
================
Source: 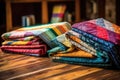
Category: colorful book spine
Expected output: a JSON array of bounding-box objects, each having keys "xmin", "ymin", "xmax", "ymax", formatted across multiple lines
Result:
[{"xmin": 51, "ymin": 4, "xmax": 66, "ymax": 23}]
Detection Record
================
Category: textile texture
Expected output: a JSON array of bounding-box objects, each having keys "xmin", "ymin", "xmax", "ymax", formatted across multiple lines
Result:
[
  {"xmin": 48, "ymin": 18, "xmax": 120, "ymax": 69},
  {"xmin": 1, "ymin": 22, "xmax": 71, "ymax": 56}
]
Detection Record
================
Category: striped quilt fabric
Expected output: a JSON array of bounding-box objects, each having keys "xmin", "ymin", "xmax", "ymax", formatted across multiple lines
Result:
[
  {"xmin": 1, "ymin": 22, "xmax": 71, "ymax": 40},
  {"xmin": 48, "ymin": 18, "xmax": 120, "ymax": 69},
  {"xmin": 1, "ymin": 22, "xmax": 71, "ymax": 48}
]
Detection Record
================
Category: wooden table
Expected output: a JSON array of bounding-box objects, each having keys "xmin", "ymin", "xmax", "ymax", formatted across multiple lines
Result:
[{"xmin": 0, "ymin": 51, "xmax": 120, "ymax": 80}]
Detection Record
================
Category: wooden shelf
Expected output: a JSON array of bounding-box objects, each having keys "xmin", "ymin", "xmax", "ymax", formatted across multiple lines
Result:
[
  {"xmin": 47, "ymin": 0, "xmax": 74, "ymax": 2},
  {"xmin": 10, "ymin": 0, "xmax": 42, "ymax": 3},
  {"xmin": 5, "ymin": 0, "xmax": 80, "ymax": 31}
]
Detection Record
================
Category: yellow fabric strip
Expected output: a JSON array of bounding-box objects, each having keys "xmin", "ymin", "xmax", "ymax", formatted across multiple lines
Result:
[
  {"xmin": 52, "ymin": 26, "xmax": 62, "ymax": 35},
  {"xmin": 2, "ymin": 41, "xmax": 29, "ymax": 45},
  {"xmin": 53, "ymin": 49, "xmax": 95, "ymax": 58}
]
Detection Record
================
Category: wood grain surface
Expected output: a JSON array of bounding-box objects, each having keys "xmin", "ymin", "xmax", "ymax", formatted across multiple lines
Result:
[{"xmin": 0, "ymin": 51, "xmax": 120, "ymax": 80}]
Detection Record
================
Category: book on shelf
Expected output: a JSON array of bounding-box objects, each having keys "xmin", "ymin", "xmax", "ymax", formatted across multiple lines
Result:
[
  {"xmin": 22, "ymin": 14, "xmax": 36, "ymax": 27},
  {"xmin": 64, "ymin": 11, "xmax": 74, "ymax": 23},
  {"xmin": 86, "ymin": 0, "xmax": 98, "ymax": 19},
  {"xmin": 105, "ymin": 0, "xmax": 116, "ymax": 23},
  {"xmin": 50, "ymin": 4, "xmax": 66, "ymax": 23}
]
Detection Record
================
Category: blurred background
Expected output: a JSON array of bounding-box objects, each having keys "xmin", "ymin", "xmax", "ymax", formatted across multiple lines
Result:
[{"xmin": 0, "ymin": 0, "xmax": 120, "ymax": 45}]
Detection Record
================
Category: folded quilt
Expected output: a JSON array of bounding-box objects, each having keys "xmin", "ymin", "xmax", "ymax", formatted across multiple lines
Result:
[
  {"xmin": 4, "ymin": 36, "xmax": 36, "ymax": 41},
  {"xmin": 88, "ymin": 18, "xmax": 120, "ymax": 34},
  {"xmin": 72, "ymin": 28, "xmax": 120, "ymax": 68},
  {"xmin": 52, "ymin": 56, "xmax": 111, "ymax": 67},
  {"xmin": 2, "ymin": 38, "xmax": 42, "ymax": 46},
  {"xmin": 2, "ymin": 49, "xmax": 43, "ymax": 56},
  {"xmin": 51, "ymin": 49, "xmax": 95, "ymax": 58},
  {"xmin": 1, "ymin": 45, "xmax": 46, "ymax": 49},
  {"xmin": 1, "ymin": 22, "xmax": 71, "ymax": 56},
  {"xmin": 72, "ymin": 18, "xmax": 120, "ymax": 45},
  {"xmin": 1, "ymin": 44, "xmax": 47, "ymax": 56},
  {"xmin": 1, "ymin": 22, "xmax": 71, "ymax": 48}
]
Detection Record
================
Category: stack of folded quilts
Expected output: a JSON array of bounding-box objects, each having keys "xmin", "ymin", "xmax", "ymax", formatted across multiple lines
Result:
[
  {"xmin": 48, "ymin": 18, "xmax": 120, "ymax": 69},
  {"xmin": 1, "ymin": 22, "xmax": 71, "ymax": 56}
]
